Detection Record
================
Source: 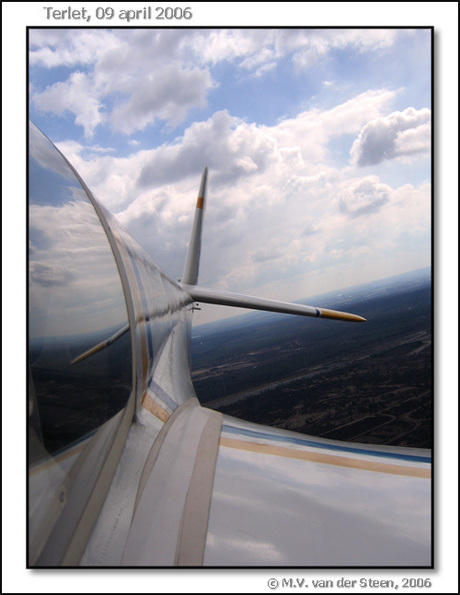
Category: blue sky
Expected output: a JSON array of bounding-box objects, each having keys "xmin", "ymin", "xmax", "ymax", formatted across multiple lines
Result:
[{"xmin": 27, "ymin": 27, "xmax": 433, "ymax": 326}]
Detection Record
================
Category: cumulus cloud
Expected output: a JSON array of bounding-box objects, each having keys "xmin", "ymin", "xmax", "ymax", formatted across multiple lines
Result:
[
  {"xmin": 193, "ymin": 28, "xmax": 400, "ymax": 79},
  {"xmin": 29, "ymin": 29, "xmax": 120, "ymax": 68},
  {"xmin": 195, "ymin": 29, "xmax": 265, "ymax": 65},
  {"xmin": 339, "ymin": 177, "xmax": 391, "ymax": 218},
  {"xmin": 136, "ymin": 110, "xmax": 279, "ymax": 189},
  {"xmin": 350, "ymin": 107, "xmax": 431, "ymax": 166},
  {"xmin": 61, "ymin": 88, "xmax": 411, "ymax": 237},
  {"xmin": 54, "ymin": 140, "xmax": 156, "ymax": 212},
  {"xmin": 55, "ymin": 125, "xmax": 430, "ymax": 317},
  {"xmin": 110, "ymin": 65, "xmax": 214, "ymax": 134},
  {"xmin": 279, "ymin": 28, "xmax": 397, "ymax": 71},
  {"xmin": 252, "ymin": 246, "xmax": 282, "ymax": 263},
  {"xmin": 67, "ymin": 87, "xmax": 396, "ymax": 216},
  {"xmin": 29, "ymin": 29, "xmax": 407, "ymax": 139},
  {"xmin": 30, "ymin": 29, "xmax": 216, "ymax": 138},
  {"xmin": 302, "ymin": 219, "xmax": 320, "ymax": 237},
  {"xmin": 28, "ymin": 28, "xmax": 431, "ymax": 317},
  {"xmin": 32, "ymin": 71, "xmax": 106, "ymax": 138}
]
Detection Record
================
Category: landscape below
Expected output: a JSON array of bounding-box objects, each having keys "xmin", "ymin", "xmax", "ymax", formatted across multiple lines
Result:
[{"xmin": 191, "ymin": 269, "xmax": 432, "ymax": 449}]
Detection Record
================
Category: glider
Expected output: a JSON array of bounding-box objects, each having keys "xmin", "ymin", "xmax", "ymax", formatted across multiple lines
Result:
[{"xmin": 28, "ymin": 122, "xmax": 431, "ymax": 567}]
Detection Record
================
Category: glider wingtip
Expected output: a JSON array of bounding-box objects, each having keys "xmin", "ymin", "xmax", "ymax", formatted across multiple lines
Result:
[
  {"xmin": 351, "ymin": 313, "xmax": 366, "ymax": 322},
  {"xmin": 197, "ymin": 167, "xmax": 208, "ymax": 208},
  {"xmin": 319, "ymin": 308, "xmax": 367, "ymax": 323},
  {"xmin": 201, "ymin": 166, "xmax": 208, "ymax": 187}
]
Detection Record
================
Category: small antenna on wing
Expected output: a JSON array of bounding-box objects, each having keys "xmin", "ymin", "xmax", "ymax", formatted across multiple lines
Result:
[{"xmin": 181, "ymin": 167, "xmax": 208, "ymax": 286}]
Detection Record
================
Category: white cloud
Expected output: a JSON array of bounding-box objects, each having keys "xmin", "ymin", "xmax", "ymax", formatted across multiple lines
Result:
[
  {"xmin": 55, "ymin": 140, "xmax": 156, "ymax": 212},
  {"xmin": 29, "ymin": 29, "xmax": 406, "ymax": 138},
  {"xmin": 350, "ymin": 107, "xmax": 431, "ymax": 166},
  {"xmin": 28, "ymin": 28, "xmax": 431, "ymax": 322},
  {"xmin": 194, "ymin": 29, "xmax": 264, "ymax": 65},
  {"xmin": 58, "ymin": 90, "xmax": 427, "ymax": 287},
  {"xmin": 77, "ymin": 87, "xmax": 392, "ymax": 213},
  {"xmin": 110, "ymin": 65, "xmax": 214, "ymax": 134},
  {"xmin": 103, "ymin": 105, "xmax": 429, "ymax": 300},
  {"xmin": 44, "ymin": 121, "xmax": 430, "ymax": 332},
  {"xmin": 193, "ymin": 28, "xmax": 400, "ymax": 77},
  {"xmin": 32, "ymin": 71, "xmax": 106, "ymax": 138},
  {"xmin": 394, "ymin": 122, "xmax": 431, "ymax": 157},
  {"xmin": 29, "ymin": 29, "xmax": 120, "ymax": 68},
  {"xmin": 134, "ymin": 110, "xmax": 279, "ymax": 190},
  {"xmin": 30, "ymin": 29, "xmax": 216, "ymax": 137},
  {"xmin": 339, "ymin": 177, "xmax": 391, "ymax": 218},
  {"xmin": 278, "ymin": 28, "xmax": 397, "ymax": 71}
]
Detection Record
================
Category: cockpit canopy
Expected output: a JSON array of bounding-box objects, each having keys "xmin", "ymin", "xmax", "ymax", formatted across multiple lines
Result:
[{"xmin": 29, "ymin": 122, "xmax": 133, "ymax": 461}]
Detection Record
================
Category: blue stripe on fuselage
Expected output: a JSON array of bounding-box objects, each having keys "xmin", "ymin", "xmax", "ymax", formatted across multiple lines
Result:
[{"xmin": 221, "ymin": 424, "xmax": 431, "ymax": 464}]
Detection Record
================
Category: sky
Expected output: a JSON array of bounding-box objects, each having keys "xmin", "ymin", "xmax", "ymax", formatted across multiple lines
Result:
[{"xmin": 27, "ymin": 26, "xmax": 433, "ymax": 325}]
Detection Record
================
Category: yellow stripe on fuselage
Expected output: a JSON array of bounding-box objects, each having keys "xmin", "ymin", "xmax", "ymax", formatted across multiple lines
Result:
[
  {"xmin": 219, "ymin": 437, "xmax": 430, "ymax": 479},
  {"xmin": 196, "ymin": 196, "xmax": 204, "ymax": 210},
  {"xmin": 141, "ymin": 392, "xmax": 171, "ymax": 423}
]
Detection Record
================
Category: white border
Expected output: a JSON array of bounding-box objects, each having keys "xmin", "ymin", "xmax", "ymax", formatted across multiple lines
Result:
[{"xmin": 3, "ymin": 2, "xmax": 457, "ymax": 592}]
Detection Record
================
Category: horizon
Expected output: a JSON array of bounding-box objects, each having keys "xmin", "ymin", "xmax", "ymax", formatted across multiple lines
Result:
[{"xmin": 191, "ymin": 265, "xmax": 431, "ymax": 331}]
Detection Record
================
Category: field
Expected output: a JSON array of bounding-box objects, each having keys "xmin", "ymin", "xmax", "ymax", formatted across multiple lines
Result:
[{"xmin": 191, "ymin": 269, "xmax": 432, "ymax": 448}]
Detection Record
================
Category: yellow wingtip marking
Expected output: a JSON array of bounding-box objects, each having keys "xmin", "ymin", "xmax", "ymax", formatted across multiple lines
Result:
[
  {"xmin": 71, "ymin": 344, "xmax": 104, "ymax": 364},
  {"xmin": 320, "ymin": 308, "xmax": 366, "ymax": 322}
]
